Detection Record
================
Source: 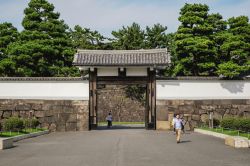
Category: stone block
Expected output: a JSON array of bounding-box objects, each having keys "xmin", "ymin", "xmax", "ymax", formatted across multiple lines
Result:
[
  {"xmin": 200, "ymin": 114, "xmax": 208, "ymax": 123},
  {"xmin": 3, "ymin": 111, "xmax": 11, "ymax": 118},
  {"xmin": 202, "ymin": 100, "xmax": 213, "ymax": 105},
  {"xmin": 67, "ymin": 114, "xmax": 77, "ymax": 123},
  {"xmin": 56, "ymin": 123, "xmax": 66, "ymax": 132},
  {"xmin": 238, "ymin": 105, "xmax": 250, "ymax": 112},
  {"xmin": 12, "ymin": 111, "xmax": 20, "ymax": 117},
  {"xmin": 19, "ymin": 111, "xmax": 29, "ymax": 118},
  {"xmin": 156, "ymin": 121, "xmax": 170, "ymax": 130},
  {"xmin": 184, "ymin": 100, "xmax": 194, "ymax": 105},
  {"xmin": 66, "ymin": 122, "xmax": 77, "ymax": 131},
  {"xmin": 49, "ymin": 123, "xmax": 57, "ymax": 132},
  {"xmin": 225, "ymin": 136, "xmax": 249, "ymax": 148},
  {"xmin": 31, "ymin": 104, "xmax": 42, "ymax": 111},
  {"xmin": 77, "ymin": 114, "xmax": 88, "ymax": 131},
  {"xmin": 0, "ymin": 138, "xmax": 13, "ymax": 150},
  {"xmin": 232, "ymin": 100, "xmax": 245, "ymax": 105},
  {"xmin": 200, "ymin": 105, "xmax": 216, "ymax": 111},
  {"xmin": 45, "ymin": 110, "xmax": 55, "ymax": 117},
  {"xmin": 15, "ymin": 104, "xmax": 31, "ymax": 111},
  {"xmin": 58, "ymin": 113, "xmax": 70, "ymax": 123},
  {"xmin": 199, "ymin": 109, "xmax": 208, "ymax": 114},
  {"xmin": 0, "ymin": 111, "xmax": 3, "ymax": 117},
  {"xmin": 44, "ymin": 116, "xmax": 55, "ymax": 124},
  {"xmin": 179, "ymin": 105, "xmax": 194, "ymax": 113},
  {"xmin": 34, "ymin": 111, "xmax": 45, "ymax": 118},
  {"xmin": 184, "ymin": 121, "xmax": 191, "ymax": 131},
  {"xmin": 221, "ymin": 105, "xmax": 232, "ymax": 109},
  {"xmin": 191, "ymin": 115, "xmax": 200, "ymax": 121},
  {"xmin": 246, "ymin": 100, "xmax": 250, "ymax": 105}
]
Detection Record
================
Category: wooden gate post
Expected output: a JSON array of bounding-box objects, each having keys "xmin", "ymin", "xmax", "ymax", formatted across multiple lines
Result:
[
  {"xmin": 89, "ymin": 68, "xmax": 97, "ymax": 130},
  {"xmin": 146, "ymin": 68, "xmax": 156, "ymax": 129}
]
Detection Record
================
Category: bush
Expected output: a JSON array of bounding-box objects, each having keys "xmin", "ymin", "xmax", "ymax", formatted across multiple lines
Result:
[
  {"xmin": 221, "ymin": 118, "xmax": 250, "ymax": 132},
  {"xmin": 23, "ymin": 118, "xmax": 40, "ymax": 129},
  {"xmin": 3, "ymin": 117, "xmax": 24, "ymax": 131},
  {"xmin": 205, "ymin": 118, "xmax": 220, "ymax": 127}
]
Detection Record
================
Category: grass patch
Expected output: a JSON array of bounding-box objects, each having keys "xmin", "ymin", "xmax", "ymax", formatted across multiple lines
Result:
[
  {"xmin": 199, "ymin": 127, "xmax": 250, "ymax": 140},
  {"xmin": 0, "ymin": 128, "xmax": 45, "ymax": 138},
  {"xmin": 98, "ymin": 121, "xmax": 145, "ymax": 126}
]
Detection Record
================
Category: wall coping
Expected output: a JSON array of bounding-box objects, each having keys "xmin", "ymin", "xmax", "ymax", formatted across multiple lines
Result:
[
  {"xmin": 0, "ymin": 77, "xmax": 88, "ymax": 81},
  {"xmin": 156, "ymin": 76, "xmax": 250, "ymax": 81},
  {"xmin": 0, "ymin": 76, "xmax": 249, "ymax": 81}
]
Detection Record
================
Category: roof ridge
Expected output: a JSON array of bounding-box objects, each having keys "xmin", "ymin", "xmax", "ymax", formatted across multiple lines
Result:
[{"xmin": 77, "ymin": 48, "xmax": 167, "ymax": 54}]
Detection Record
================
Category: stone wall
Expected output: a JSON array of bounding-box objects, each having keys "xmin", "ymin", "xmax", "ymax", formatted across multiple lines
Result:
[
  {"xmin": 0, "ymin": 99, "xmax": 89, "ymax": 131},
  {"xmin": 97, "ymin": 85, "xmax": 146, "ymax": 122},
  {"xmin": 156, "ymin": 99, "xmax": 250, "ymax": 130}
]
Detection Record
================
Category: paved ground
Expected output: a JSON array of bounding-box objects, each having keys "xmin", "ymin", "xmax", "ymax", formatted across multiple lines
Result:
[{"xmin": 0, "ymin": 128, "xmax": 249, "ymax": 166}]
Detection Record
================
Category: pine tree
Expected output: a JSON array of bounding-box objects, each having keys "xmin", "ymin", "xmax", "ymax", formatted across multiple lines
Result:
[
  {"xmin": 173, "ymin": 3, "xmax": 217, "ymax": 76},
  {"xmin": 0, "ymin": 23, "xmax": 18, "ymax": 76},
  {"xmin": 217, "ymin": 16, "xmax": 250, "ymax": 78},
  {"xmin": 111, "ymin": 22, "xmax": 145, "ymax": 50},
  {"xmin": 7, "ymin": 0, "xmax": 79, "ymax": 76}
]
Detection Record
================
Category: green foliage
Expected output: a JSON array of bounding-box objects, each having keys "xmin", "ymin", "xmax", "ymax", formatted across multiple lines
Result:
[
  {"xmin": 216, "ymin": 16, "xmax": 250, "ymax": 78},
  {"xmin": 3, "ymin": 117, "xmax": 24, "ymax": 131},
  {"xmin": 145, "ymin": 23, "xmax": 168, "ymax": 48},
  {"xmin": 205, "ymin": 118, "xmax": 220, "ymax": 127},
  {"xmin": 173, "ymin": 3, "xmax": 217, "ymax": 76},
  {"xmin": 125, "ymin": 85, "xmax": 146, "ymax": 103},
  {"xmin": 0, "ymin": 22, "xmax": 18, "ymax": 58},
  {"xmin": 6, "ymin": 0, "xmax": 79, "ymax": 77},
  {"xmin": 23, "ymin": 118, "xmax": 40, "ymax": 129},
  {"xmin": 217, "ymin": 61, "xmax": 249, "ymax": 78},
  {"xmin": 172, "ymin": 3, "xmax": 250, "ymax": 78},
  {"xmin": 111, "ymin": 23, "xmax": 145, "ymax": 50},
  {"xmin": 70, "ymin": 25, "xmax": 109, "ymax": 50},
  {"xmin": 221, "ymin": 118, "xmax": 250, "ymax": 132}
]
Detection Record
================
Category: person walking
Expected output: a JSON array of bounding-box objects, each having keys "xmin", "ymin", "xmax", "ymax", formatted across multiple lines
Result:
[
  {"xmin": 174, "ymin": 114, "xmax": 183, "ymax": 143},
  {"xmin": 106, "ymin": 112, "xmax": 112, "ymax": 128}
]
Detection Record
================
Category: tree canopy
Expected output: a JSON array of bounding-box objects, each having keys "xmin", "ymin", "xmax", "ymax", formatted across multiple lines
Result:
[
  {"xmin": 0, "ymin": 0, "xmax": 249, "ymax": 79},
  {"xmin": 6, "ymin": 0, "xmax": 79, "ymax": 77}
]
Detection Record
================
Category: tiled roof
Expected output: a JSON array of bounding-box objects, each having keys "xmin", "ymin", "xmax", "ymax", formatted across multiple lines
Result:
[{"xmin": 73, "ymin": 49, "xmax": 170, "ymax": 66}]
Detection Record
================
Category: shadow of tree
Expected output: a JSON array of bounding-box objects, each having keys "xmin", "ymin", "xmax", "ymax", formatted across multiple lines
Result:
[{"xmin": 220, "ymin": 82, "xmax": 244, "ymax": 94}]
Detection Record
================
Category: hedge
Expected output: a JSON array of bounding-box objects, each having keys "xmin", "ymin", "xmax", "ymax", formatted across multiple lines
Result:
[
  {"xmin": 23, "ymin": 118, "xmax": 40, "ymax": 129},
  {"xmin": 221, "ymin": 118, "xmax": 250, "ymax": 132},
  {"xmin": 3, "ymin": 117, "xmax": 24, "ymax": 131},
  {"xmin": 3, "ymin": 117, "xmax": 40, "ymax": 131}
]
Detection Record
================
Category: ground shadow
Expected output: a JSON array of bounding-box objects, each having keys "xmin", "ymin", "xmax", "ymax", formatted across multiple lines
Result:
[
  {"xmin": 179, "ymin": 140, "xmax": 192, "ymax": 144},
  {"xmin": 96, "ymin": 125, "xmax": 145, "ymax": 130}
]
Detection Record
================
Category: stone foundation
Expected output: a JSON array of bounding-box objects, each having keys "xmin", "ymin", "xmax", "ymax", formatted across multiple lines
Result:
[
  {"xmin": 156, "ymin": 99, "xmax": 250, "ymax": 130},
  {"xmin": 97, "ymin": 85, "xmax": 146, "ymax": 122},
  {"xmin": 0, "ymin": 99, "xmax": 89, "ymax": 131}
]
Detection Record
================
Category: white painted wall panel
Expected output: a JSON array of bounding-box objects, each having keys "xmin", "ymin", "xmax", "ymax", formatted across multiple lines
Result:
[
  {"xmin": 0, "ymin": 81, "xmax": 89, "ymax": 100},
  {"xmin": 97, "ymin": 68, "xmax": 118, "ymax": 76},
  {"xmin": 157, "ymin": 80, "xmax": 250, "ymax": 100},
  {"xmin": 126, "ymin": 68, "xmax": 147, "ymax": 76}
]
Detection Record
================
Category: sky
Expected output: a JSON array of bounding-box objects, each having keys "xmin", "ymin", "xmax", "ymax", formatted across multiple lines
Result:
[{"xmin": 0, "ymin": 0, "xmax": 250, "ymax": 37}]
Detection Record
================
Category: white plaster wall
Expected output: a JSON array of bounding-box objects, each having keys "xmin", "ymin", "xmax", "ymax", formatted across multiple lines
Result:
[
  {"xmin": 97, "ymin": 68, "xmax": 118, "ymax": 76},
  {"xmin": 157, "ymin": 80, "xmax": 250, "ymax": 100},
  {"xmin": 0, "ymin": 81, "xmax": 89, "ymax": 100},
  {"xmin": 126, "ymin": 68, "xmax": 147, "ymax": 76}
]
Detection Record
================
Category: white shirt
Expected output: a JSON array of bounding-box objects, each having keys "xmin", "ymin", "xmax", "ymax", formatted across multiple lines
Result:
[{"xmin": 106, "ymin": 115, "xmax": 112, "ymax": 121}]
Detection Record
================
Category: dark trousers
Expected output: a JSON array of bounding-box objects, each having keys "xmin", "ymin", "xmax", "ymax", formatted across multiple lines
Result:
[{"xmin": 107, "ymin": 120, "xmax": 112, "ymax": 128}]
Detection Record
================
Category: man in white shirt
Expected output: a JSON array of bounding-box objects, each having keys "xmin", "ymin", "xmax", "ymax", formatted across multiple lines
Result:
[{"xmin": 174, "ymin": 114, "xmax": 183, "ymax": 143}]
